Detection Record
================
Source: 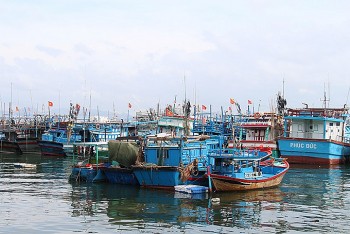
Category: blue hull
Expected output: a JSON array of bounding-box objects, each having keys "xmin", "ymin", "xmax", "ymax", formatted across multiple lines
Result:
[
  {"xmin": 69, "ymin": 167, "xmax": 106, "ymax": 182},
  {"xmin": 278, "ymin": 138, "xmax": 350, "ymax": 164},
  {"xmin": 133, "ymin": 166, "xmax": 207, "ymax": 188},
  {"xmin": 103, "ymin": 167, "xmax": 139, "ymax": 185},
  {"xmin": 133, "ymin": 166, "xmax": 183, "ymax": 188}
]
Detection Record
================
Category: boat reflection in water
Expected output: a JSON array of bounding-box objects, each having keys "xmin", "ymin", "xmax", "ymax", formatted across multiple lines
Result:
[{"xmin": 68, "ymin": 182, "xmax": 285, "ymax": 229}]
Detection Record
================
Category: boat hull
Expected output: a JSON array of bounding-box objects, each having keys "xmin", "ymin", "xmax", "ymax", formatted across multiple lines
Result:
[
  {"xmin": 277, "ymin": 138, "xmax": 350, "ymax": 164},
  {"xmin": 132, "ymin": 165, "xmax": 207, "ymax": 188},
  {"xmin": 69, "ymin": 165, "xmax": 107, "ymax": 183},
  {"xmin": 210, "ymin": 172, "xmax": 286, "ymax": 191},
  {"xmin": 37, "ymin": 140, "xmax": 66, "ymax": 157},
  {"xmin": 102, "ymin": 167, "xmax": 139, "ymax": 185},
  {"xmin": 209, "ymin": 161, "xmax": 289, "ymax": 192},
  {"xmin": 16, "ymin": 137, "xmax": 41, "ymax": 153},
  {"xmin": 0, "ymin": 140, "xmax": 22, "ymax": 155},
  {"xmin": 132, "ymin": 166, "xmax": 181, "ymax": 189}
]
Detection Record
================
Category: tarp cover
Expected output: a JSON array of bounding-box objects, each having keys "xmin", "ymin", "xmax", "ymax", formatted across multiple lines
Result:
[{"xmin": 108, "ymin": 140, "xmax": 139, "ymax": 167}]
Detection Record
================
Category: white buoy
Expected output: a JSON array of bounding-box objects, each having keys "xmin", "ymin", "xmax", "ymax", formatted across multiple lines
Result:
[{"xmin": 211, "ymin": 197, "xmax": 220, "ymax": 204}]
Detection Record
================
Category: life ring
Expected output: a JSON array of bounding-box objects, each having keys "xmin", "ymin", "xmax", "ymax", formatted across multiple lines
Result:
[
  {"xmin": 254, "ymin": 112, "xmax": 261, "ymax": 119},
  {"xmin": 96, "ymin": 124, "xmax": 100, "ymax": 130}
]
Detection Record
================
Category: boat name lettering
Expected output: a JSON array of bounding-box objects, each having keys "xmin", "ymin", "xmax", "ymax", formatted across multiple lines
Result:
[
  {"xmin": 290, "ymin": 142, "xmax": 317, "ymax": 149},
  {"xmin": 244, "ymin": 172, "xmax": 263, "ymax": 178}
]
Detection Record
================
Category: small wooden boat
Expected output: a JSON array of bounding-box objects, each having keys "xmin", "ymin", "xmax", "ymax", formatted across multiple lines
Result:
[{"xmin": 207, "ymin": 148, "xmax": 289, "ymax": 192}]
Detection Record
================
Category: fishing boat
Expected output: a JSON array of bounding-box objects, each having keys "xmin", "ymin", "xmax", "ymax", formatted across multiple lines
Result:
[
  {"xmin": 277, "ymin": 107, "xmax": 350, "ymax": 164},
  {"xmin": 132, "ymin": 134, "xmax": 222, "ymax": 189},
  {"xmin": 101, "ymin": 136, "xmax": 142, "ymax": 185},
  {"xmin": 235, "ymin": 112, "xmax": 282, "ymax": 150},
  {"xmin": 0, "ymin": 138, "xmax": 22, "ymax": 155},
  {"xmin": 38, "ymin": 126, "xmax": 82, "ymax": 157},
  {"xmin": 69, "ymin": 142, "xmax": 109, "ymax": 182},
  {"xmin": 206, "ymin": 148, "xmax": 289, "ymax": 192}
]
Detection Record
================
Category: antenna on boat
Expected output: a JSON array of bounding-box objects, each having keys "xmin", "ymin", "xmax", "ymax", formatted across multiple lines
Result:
[
  {"xmin": 346, "ymin": 86, "xmax": 350, "ymax": 107},
  {"xmin": 282, "ymin": 76, "xmax": 285, "ymax": 98},
  {"xmin": 183, "ymin": 72, "xmax": 187, "ymax": 102},
  {"xmin": 88, "ymin": 90, "xmax": 91, "ymax": 122},
  {"xmin": 321, "ymin": 83, "xmax": 330, "ymax": 109},
  {"xmin": 10, "ymin": 82, "xmax": 12, "ymax": 121}
]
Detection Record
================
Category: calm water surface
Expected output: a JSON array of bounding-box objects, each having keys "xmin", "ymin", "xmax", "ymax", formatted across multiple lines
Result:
[{"xmin": 1, "ymin": 154, "xmax": 350, "ymax": 233}]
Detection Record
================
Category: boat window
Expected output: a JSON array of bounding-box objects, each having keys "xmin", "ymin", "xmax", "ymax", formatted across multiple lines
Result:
[
  {"xmin": 164, "ymin": 150, "xmax": 169, "ymax": 158},
  {"xmin": 157, "ymin": 149, "xmax": 169, "ymax": 159},
  {"xmin": 336, "ymin": 122, "xmax": 340, "ymax": 126},
  {"xmin": 329, "ymin": 123, "xmax": 334, "ymax": 126},
  {"xmin": 298, "ymin": 124, "xmax": 303, "ymax": 131}
]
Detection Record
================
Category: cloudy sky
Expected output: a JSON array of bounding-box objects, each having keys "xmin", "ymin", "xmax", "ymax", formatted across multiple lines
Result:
[{"xmin": 1, "ymin": 1, "xmax": 350, "ymax": 118}]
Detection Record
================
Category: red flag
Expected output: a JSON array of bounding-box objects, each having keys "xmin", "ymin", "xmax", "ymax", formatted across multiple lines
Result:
[
  {"xmin": 202, "ymin": 105, "xmax": 207, "ymax": 110},
  {"xmin": 128, "ymin": 103, "xmax": 132, "ymax": 108},
  {"xmin": 166, "ymin": 108, "xmax": 173, "ymax": 116},
  {"xmin": 15, "ymin": 106, "xmax": 19, "ymax": 112},
  {"xmin": 48, "ymin": 101, "xmax": 53, "ymax": 107},
  {"xmin": 230, "ymin": 98, "xmax": 235, "ymax": 104},
  {"xmin": 248, "ymin": 100, "xmax": 252, "ymax": 105}
]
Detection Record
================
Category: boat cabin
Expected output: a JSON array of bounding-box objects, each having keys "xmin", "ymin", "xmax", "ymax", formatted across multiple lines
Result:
[{"xmin": 283, "ymin": 108, "xmax": 349, "ymax": 142}]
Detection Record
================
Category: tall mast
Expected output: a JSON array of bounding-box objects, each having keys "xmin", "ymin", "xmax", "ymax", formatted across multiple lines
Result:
[
  {"xmin": 321, "ymin": 83, "xmax": 330, "ymax": 109},
  {"xmin": 184, "ymin": 72, "xmax": 187, "ymax": 102},
  {"xmin": 88, "ymin": 90, "xmax": 91, "ymax": 122}
]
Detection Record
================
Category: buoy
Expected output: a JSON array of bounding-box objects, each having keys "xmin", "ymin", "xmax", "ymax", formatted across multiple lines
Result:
[{"xmin": 211, "ymin": 197, "xmax": 220, "ymax": 204}]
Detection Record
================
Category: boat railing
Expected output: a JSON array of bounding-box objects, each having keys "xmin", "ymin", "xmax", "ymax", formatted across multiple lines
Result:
[
  {"xmin": 342, "ymin": 136, "xmax": 350, "ymax": 143},
  {"xmin": 208, "ymin": 148, "xmax": 263, "ymax": 158},
  {"xmin": 284, "ymin": 130, "xmax": 346, "ymax": 142},
  {"xmin": 284, "ymin": 130, "xmax": 324, "ymax": 139}
]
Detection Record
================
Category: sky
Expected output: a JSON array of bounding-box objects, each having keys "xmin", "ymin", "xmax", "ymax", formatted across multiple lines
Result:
[{"xmin": 1, "ymin": 0, "xmax": 350, "ymax": 119}]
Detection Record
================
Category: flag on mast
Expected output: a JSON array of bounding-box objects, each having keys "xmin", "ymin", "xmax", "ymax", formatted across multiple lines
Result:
[
  {"xmin": 128, "ymin": 103, "xmax": 132, "ymax": 108},
  {"xmin": 248, "ymin": 100, "xmax": 252, "ymax": 105},
  {"xmin": 230, "ymin": 98, "xmax": 235, "ymax": 104},
  {"xmin": 48, "ymin": 101, "xmax": 53, "ymax": 107}
]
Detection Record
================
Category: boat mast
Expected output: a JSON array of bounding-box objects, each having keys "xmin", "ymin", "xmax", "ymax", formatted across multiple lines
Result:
[
  {"xmin": 321, "ymin": 83, "xmax": 330, "ymax": 109},
  {"xmin": 88, "ymin": 90, "xmax": 91, "ymax": 122},
  {"xmin": 183, "ymin": 73, "xmax": 188, "ymax": 136}
]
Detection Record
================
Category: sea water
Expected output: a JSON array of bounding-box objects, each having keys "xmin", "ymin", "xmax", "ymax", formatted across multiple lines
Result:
[{"xmin": 1, "ymin": 153, "xmax": 350, "ymax": 233}]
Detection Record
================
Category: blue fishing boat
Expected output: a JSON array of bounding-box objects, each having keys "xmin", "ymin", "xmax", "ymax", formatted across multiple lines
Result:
[
  {"xmin": 206, "ymin": 148, "xmax": 289, "ymax": 192},
  {"xmin": 132, "ymin": 134, "xmax": 221, "ymax": 189},
  {"xmin": 277, "ymin": 107, "xmax": 350, "ymax": 164},
  {"xmin": 38, "ymin": 126, "xmax": 82, "ymax": 157},
  {"xmin": 69, "ymin": 142, "xmax": 109, "ymax": 182},
  {"xmin": 102, "ymin": 166, "xmax": 139, "ymax": 185},
  {"xmin": 101, "ymin": 136, "xmax": 142, "ymax": 185}
]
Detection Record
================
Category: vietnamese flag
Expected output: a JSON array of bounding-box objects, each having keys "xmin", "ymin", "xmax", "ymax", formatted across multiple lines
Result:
[
  {"xmin": 128, "ymin": 103, "xmax": 132, "ymax": 108},
  {"xmin": 202, "ymin": 105, "xmax": 207, "ymax": 110},
  {"xmin": 248, "ymin": 100, "xmax": 253, "ymax": 105},
  {"xmin": 230, "ymin": 98, "xmax": 235, "ymax": 104},
  {"xmin": 48, "ymin": 101, "xmax": 53, "ymax": 107}
]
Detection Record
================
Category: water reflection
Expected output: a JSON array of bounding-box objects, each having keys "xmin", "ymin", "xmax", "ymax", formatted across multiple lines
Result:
[
  {"xmin": 2, "ymin": 154, "xmax": 350, "ymax": 233},
  {"xmin": 68, "ymin": 182, "xmax": 288, "ymax": 231}
]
